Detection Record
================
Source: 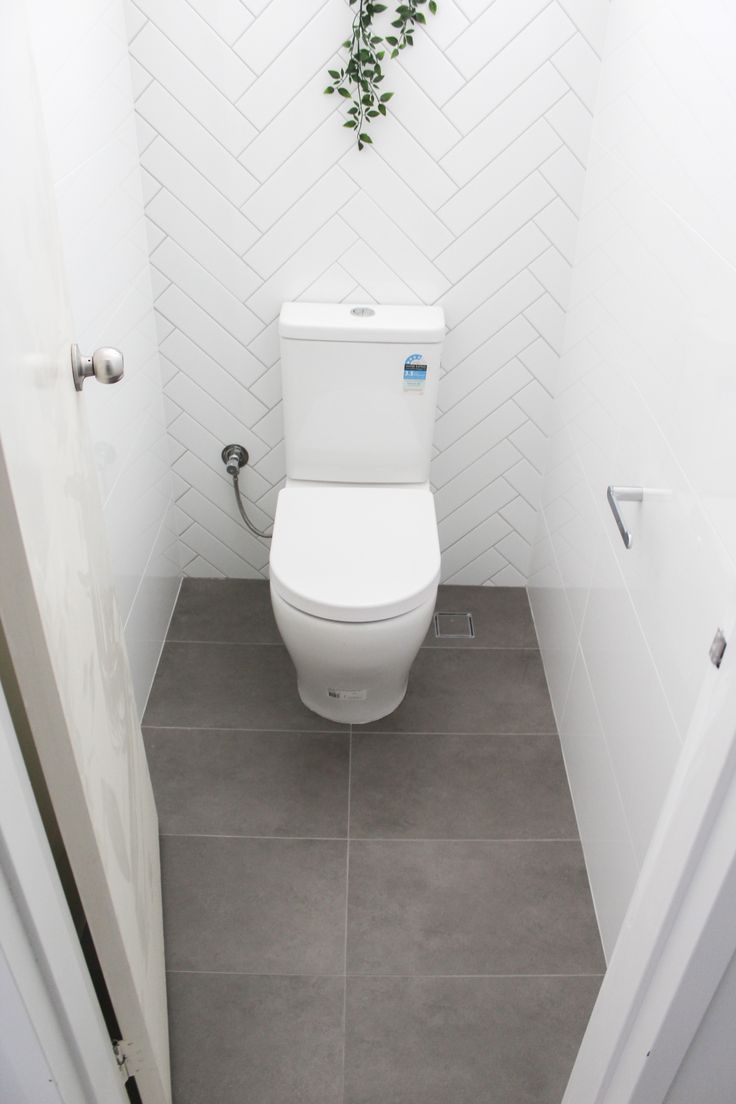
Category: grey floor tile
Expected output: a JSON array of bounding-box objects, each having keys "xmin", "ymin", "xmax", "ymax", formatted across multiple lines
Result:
[
  {"xmin": 144, "ymin": 642, "xmax": 345, "ymax": 730},
  {"xmin": 167, "ymin": 578, "xmax": 280, "ymax": 643},
  {"xmin": 145, "ymin": 727, "xmax": 350, "ymax": 838},
  {"xmin": 169, "ymin": 972, "xmax": 343, "ymax": 1104},
  {"xmin": 361, "ymin": 648, "xmax": 555, "ymax": 733},
  {"xmin": 347, "ymin": 840, "xmax": 603, "ymax": 976},
  {"xmin": 162, "ymin": 836, "xmax": 347, "ymax": 974},
  {"xmin": 350, "ymin": 733, "xmax": 577, "ymax": 840},
  {"xmin": 344, "ymin": 975, "xmax": 601, "ymax": 1104},
  {"xmin": 425, "ymin": 585, "xmax": 538, "ymax": 648}
]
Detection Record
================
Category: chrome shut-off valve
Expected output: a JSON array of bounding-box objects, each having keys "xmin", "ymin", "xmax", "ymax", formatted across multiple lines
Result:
[
  {"xmin": 221, "ymin": 444, "xmax": 249, "ymax": 475},
  {"xmin": 71, "ymin": 344, "xmax": 124, "ymax": 391}
]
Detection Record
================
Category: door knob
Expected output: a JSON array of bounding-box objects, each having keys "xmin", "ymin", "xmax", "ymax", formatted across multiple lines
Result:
[{"xmin": 71, "ymin": 344, "xmax": 124, "ymax": 391}]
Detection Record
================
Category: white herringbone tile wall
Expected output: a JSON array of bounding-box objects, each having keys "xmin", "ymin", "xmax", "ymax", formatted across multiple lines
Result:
[{"xmin": 126, "ymin": 0, "xmax": 609, "ymax": 584}]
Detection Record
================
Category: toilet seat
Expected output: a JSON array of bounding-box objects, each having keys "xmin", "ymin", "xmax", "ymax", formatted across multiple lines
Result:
[{"xmin": 269, "ymin": 484, "xmax": 440, "ymax": 623}]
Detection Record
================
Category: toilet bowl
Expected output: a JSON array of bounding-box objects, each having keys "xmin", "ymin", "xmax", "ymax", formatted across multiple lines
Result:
[
  {"xmin": 270, "ymin": 301, "xmax": 445, "ymax": 724},
  {"xmin": 270, "ymin": 482, "xmax": 440, "ymax": 724}
]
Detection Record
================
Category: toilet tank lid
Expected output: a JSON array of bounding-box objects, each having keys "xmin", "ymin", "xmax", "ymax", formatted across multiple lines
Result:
[{"xmin": 279, "ymin": 302, "xmax": 445, "ymax": 343}]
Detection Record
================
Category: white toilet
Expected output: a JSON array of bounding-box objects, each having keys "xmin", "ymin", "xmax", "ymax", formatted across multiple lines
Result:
[{"xmin": 269, "ymin": 302, "xmax": 445, "ymax": 724}]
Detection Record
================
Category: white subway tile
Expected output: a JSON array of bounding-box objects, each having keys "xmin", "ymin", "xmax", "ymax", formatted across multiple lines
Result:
[
  {"xmin": 147, "ymin": 189, "xmax": 259, "ymax": 297},
  {"xmin": 142, "ymin": 138, "xmax": 257, "ymax": 254},
  {"xmin": 153, "ymin": 237, "xmax": 262, "ymax": 349},
  {"xmin": 137, "ymin": 82, "xmax": 257, "ymax": 206},
  {"xmin": 442, "ymin": 64, "xmax": 568, "ymax": 185},
  {"xmin": 448, "ymin": 0, "xmax": 550, "ymax": 79},
  {"xmin": 444, "ymin": 4, "xmax": 576, "ymax": 134},
  {"xmin": 135, "ymin": 0, "xmax": 253, "ymax": 99},
  {"xmin": 131, "ymin": 22, "xmax": 256, "ymax": 155},
  {"xmin": 436, "ymin": 173, "xmax": 555, "ymax": 282}
]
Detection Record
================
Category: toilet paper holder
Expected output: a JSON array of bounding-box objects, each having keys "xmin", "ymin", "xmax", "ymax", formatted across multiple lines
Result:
[{"xmin": 607, "ymin": 485, "xmax": 644, "ymax": 549}]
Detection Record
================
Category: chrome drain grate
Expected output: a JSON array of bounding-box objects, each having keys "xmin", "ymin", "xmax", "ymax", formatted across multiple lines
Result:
[{"xmin": 433, "ymin": 612, "xmax": 475, "ymax": 639}]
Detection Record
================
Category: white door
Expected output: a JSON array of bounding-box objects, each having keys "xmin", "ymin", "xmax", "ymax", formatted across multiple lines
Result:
[{"xmin": 0, "ymin": 7, "xmax": 170, "ymax": 1104}]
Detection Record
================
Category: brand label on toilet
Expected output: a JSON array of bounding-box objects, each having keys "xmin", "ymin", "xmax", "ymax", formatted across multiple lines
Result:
[
  {"xmin": 327, "ymin": 688, "xmax": 368, "ymax": 701},
  {"xmin": 403, "ymin": 353, "xmax": 427, "ymax": 393}
]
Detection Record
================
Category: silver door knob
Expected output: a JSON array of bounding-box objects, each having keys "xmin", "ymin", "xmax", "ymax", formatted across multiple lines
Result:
[{"xmin": 71, "ymin": 344, "xmax": 124, "ymax": 391}]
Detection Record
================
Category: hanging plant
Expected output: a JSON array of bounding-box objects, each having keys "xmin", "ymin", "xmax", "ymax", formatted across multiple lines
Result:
[
  {"xmin": 324, "ymin": 0, "xmax": 437, "ymax": 150},
  {"xmin": 386, "ymin": 0, "xmax": 438, "ymax": 56}
]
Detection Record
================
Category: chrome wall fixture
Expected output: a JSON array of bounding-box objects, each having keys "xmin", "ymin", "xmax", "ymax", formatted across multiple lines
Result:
[
  {"xmin": 607, "ymin": 485, "xmax": 644, "ymax": 549},
  {"xmin": 71, "ymin": 344, "xmax": 124, "ymax": 391}
]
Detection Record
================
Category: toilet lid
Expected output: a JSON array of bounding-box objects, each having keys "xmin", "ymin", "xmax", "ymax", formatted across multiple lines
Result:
[{"xmin": 269, "ymin": 485, "xmax": 440, "ymax": 623}]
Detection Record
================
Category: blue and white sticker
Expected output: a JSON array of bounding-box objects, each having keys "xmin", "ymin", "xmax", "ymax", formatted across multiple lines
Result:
[{"xmin": 403, "ymin": 352, "xmax": 427, "ymax": 393}]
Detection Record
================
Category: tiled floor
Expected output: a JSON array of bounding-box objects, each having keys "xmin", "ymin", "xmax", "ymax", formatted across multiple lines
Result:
[{"xmin": 144, "ymin": 580, "xmax": 604, "ymax": 1104}]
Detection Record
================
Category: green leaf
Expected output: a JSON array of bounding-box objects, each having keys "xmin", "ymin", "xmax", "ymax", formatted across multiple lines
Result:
[{"xmin": 326, "ymin": 0, "xmax": 437, "ymax": 151}]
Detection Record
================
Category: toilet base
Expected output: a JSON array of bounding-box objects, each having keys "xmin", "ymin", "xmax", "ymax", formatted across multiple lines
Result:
[{"xmin": 271, "ymin": 587, "xmax": 436, "ymax": 724}]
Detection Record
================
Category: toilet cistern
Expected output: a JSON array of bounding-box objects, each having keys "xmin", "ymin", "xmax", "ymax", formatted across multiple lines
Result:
[{"xmin": 268, "ymin": 302, "xmax": 445, "ymax": 725}]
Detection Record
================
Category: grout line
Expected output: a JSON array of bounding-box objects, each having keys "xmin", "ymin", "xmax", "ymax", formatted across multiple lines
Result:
[
  {"xmin": 340, "ymin": 725, "xmax": 353, "ymax": 1101},
  {"xmin": 144, "ymin": 724, "xmax": 558, "ymax": 736},
  {"xmin": 143, "ymin": 724, "xmax": 343, "ymax": 734},
  {"xmin": 349, "ymin": 837, "xmax": 581, "ymax": 844},
  {"xmin": 166, "ymin": 968, "xmax": 604, "ymax": 979},
  {"xmin": 159, "ymin": 638, "xmax": 542, "ymax": 651},
  {"xmin": 160, "ymin": 833, "xmax": 580, "ymax": 843},
  {"xmin": 160, "ymin": 832, "xmax": 348, "ymax": 841},
  {"xmin": 347, "ymin": 971, "xmax": 605, "ymax": 979}
]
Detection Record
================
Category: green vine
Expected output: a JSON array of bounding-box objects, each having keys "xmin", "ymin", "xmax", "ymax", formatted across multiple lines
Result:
[
  {"xmin": 324, "ymin": 0, "xmax": 437, "ymax": 150},
  {"xmin": 386, "ymin": 0, "xmax": 437, "ymax": 56}
]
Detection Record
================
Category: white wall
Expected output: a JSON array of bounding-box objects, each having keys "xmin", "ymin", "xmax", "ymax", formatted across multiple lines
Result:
[
  {"xmin": 27, "ymin": 0, "xmax": 180, "ymax": 713},
  {"xmin": 126, "ymin": 0, "xmax": 608, "ymax": 585},
  {"xmin": 529, "ymin": 0, "xmax": 736, "ymax": 959}
]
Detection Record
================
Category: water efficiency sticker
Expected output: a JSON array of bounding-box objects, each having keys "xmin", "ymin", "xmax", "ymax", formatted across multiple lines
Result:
[{"xmin": 403, "ymin": 353, "xmax": 427, "ymax": 393}]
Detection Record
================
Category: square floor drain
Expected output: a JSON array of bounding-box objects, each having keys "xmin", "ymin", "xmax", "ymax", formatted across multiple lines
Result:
[{"xmin": 433, "ymin": 612, "xmax": 475, "ymax": 639}]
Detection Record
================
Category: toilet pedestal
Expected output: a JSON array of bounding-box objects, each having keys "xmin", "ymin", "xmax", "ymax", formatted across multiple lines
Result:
[{"xmin": 271, "ymin": 587, "xmax": 436, "ymax": 724}]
